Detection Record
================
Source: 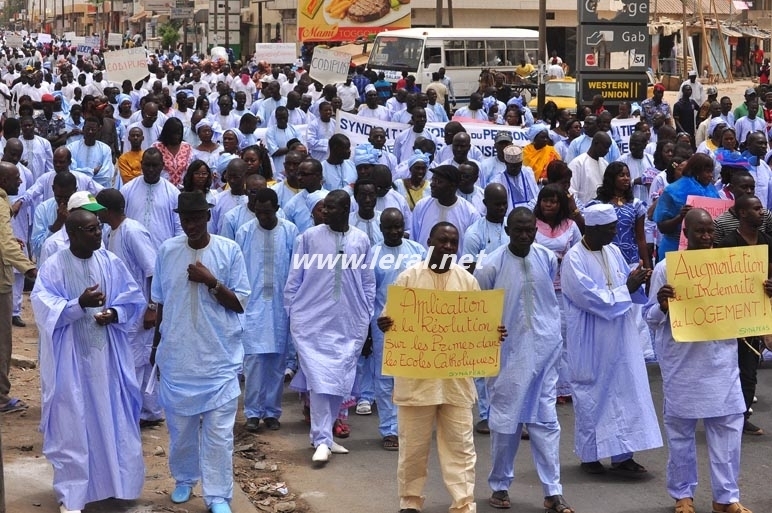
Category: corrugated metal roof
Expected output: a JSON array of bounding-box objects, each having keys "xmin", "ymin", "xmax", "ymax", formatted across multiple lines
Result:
[{"xmin": 651, "ymin": 0, "xmax": 731, "ymax": 15}]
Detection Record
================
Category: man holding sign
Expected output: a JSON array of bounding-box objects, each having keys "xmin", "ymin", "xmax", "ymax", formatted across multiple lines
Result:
[
  {"xmin": 474, "ymin": 208, "xmax": 574, "ymax": 513},
  {"xmin": 377, "ymin": 221, "xmax": 506, "ymax": 513},
  {"xmin": 645, "ymin": 208, "xmax": 767, "ymax": 513}
]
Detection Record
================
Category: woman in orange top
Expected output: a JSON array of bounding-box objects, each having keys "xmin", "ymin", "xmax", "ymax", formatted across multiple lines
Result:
[{"xmin": 522, "ymin": 125, "xmax": 561, "ymax": 183}]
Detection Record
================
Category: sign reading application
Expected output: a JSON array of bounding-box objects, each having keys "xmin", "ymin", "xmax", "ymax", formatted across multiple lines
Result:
[{"xmin": 382, "ymin": 287, "xmax": 504, "ymax": 379}]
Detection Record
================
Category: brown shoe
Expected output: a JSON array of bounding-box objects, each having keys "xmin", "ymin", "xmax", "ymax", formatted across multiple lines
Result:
[
  {"xmin": 711, "ymin": 502, "xmax": 752, "ymax": 513},
  {"xmin": 675, "ymin": 498, "xmax": 695, "ymax": 513}
]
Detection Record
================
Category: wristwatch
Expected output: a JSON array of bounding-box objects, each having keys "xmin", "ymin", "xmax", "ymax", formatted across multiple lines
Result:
[{"xmin": 208, "ymin": 280, "xmax": 222, "ymax": 295}]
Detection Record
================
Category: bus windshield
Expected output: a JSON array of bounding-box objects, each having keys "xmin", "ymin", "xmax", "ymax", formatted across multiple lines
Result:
[{"xmin": 369, "ymin": 36, "xmax": 424, "ymax": 72}]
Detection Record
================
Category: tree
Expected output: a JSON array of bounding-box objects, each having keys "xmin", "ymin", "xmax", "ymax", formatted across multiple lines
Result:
[{"xmin": 158, "ymin": 21, "xmax": 182, "ymax": 51}]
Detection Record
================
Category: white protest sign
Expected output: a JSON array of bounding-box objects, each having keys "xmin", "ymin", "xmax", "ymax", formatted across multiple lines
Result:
[
  {"xmin": 104, "ymin": 47, "xmax": 150, "ymax": 86},
  {"xmin": 72, "ymin": 36, "xmax": 86, "ymax": 47},
  {"xmin": 610, "ymin": 116, "xmax": 640, "ymax": 155},
  {"xmin": 107, "ymin": 33, "xmax": 123, "ymax": 46},
  {"xmin": 310, "ymin": 47, "xmax": 350, "ymax": 85},
  {"xmin": 37, "ymin": 33, "xmax": 52, "ymax": 43},
  {"xmin": 4, "ymin": 34, "xmax": 22, "ymax": 48},
  {"xmin": 63, "ymin": 31, "xmax": 76, "ymax": 42},
  {"xmin": 255, "ymin": 43, "xmax": 297, "ymax": 64},
  {"xmin": 335, "ymin": 111, "xmax": 530, "ymax": 157}
]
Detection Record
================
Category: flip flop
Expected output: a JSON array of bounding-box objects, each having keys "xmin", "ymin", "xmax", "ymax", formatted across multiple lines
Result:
[
  {"xmin": 610, "ymin": 458, "xmax": 648, "ymax": 475},
  {"xmin": 382, "ymin": 435, "xmax": 399, "ymax": 451},
  {"xmin": 0, "ymin": 398, "xmax": 27, "ymax": 414}
]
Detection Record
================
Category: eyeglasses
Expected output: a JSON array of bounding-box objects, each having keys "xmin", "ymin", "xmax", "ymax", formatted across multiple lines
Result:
[{"xmin": 192, "ymin": 170, "xmax": 210, "ymax": 177}]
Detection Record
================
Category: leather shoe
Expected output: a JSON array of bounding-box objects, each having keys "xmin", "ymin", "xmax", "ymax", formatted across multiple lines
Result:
[
  {"xmin": 171, "ymin": 484, "xmax": 192, "ymax": 503},
  {"xmin": 312, "ymin": 443, "xmax": 331, "ymax": 463},
  {"xmin": 209, "ymin": 502, "xmax": 232, "ymax": 513},
  {"xmin": 330, "ymin": 442, "xmax": 349, "ymax": 454},
  {"xmin": 475, "ymin": 419, "xmax": 490, "ymax": 434},
  {"xmin": 12, "ymin": 316, "xmax": 25, "ymax": 327},
  {"xmin": 263, "ymin": 417, "xmax": 281, "ymax": 430},
  {"xmin": 245, "ymin": 417, "xmax": 260, "ymax": 432}
]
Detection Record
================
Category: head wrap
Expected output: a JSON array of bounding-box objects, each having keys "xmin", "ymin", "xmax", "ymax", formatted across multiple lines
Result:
[
  {"xmin": 482, "ymin": 96, "xmax": 497, "ymax": 113},
  {"xmin": 116, "ymin": 94, "xmax": 131, "ymax": 107},
  {"xmin": 715, "ymin": 148, "xmax": 751, "ymax": 170},
  {"xmin": 224, "ymin": 128, "xmax": 246, "ymax": 150},
  {"xmin": 708, "ymin": 117, "xmax": 726, "ymax": 138},
  {"xmin": 216, "ymin": 152, "xmax": 238, "ymax": 175},
  {"xmin": 584, "ymin": 203, "xmax": 618, "ymax": 226},
  {"xmin": 305, "ymin": 189, "xmax": 328, "ymax": 213},
  {"xmin": 407, "ymin": 149, "xmax": 431, "ymax": 168},
  {"xmin": 527, "ymin": 124, "xmax": 549, "ymax": 141},
  {"xmin": 353, "ymin": 143, "xmax": 380, "ymax": 166}
]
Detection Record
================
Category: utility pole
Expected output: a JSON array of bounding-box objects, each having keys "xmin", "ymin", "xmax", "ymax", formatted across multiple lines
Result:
[
  {"xmin": 224, "ymin": 0, "xmax": 229, "ymax": 47},
  {"xmin": 537, "ymin": 0, "xmax": 546, "ymax": 113}
]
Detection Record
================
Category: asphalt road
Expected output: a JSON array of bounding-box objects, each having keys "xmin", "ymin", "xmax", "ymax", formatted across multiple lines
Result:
[{"xmin": 273, "ymin": 358, "xmax": 772, "ymax": 513}]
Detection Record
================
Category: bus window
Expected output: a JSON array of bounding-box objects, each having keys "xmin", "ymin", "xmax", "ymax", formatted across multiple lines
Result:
[
  {"xmin": 486, "ymin": 40, "xmax": 505, "ymax": 66},
  {"xmin": 369, "ymin": 36, "xmax": 424, "ymax": 71},
  {"xmin": 466, "ymin": 40, "xmax": 485, "ymax": 67},
  {"xmin": 444, "ymin": 39, "xmax": 465, "ymax": 67},
  {"xmin": 424, "ymin": 47, "xmax": 442, "ymax": 67}
]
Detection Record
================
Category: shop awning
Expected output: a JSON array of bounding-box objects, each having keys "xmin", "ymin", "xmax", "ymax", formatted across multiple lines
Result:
[
  {"xmin": 719, "ymin": 24, "xmax": 743, "ymax": 38},
  {"xmin": 129, "ymin": 11, "xmax": 148, "ymax": 22}
]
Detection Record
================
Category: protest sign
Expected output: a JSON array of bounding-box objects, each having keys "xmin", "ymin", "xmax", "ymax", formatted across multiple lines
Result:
[
  {"xmin": 310, "ymin": 47, "xmax": 350, "ymax": 85},
  {"xmin": 610, "ymin": 116, "xmax": 639, "ymax": 154},
  {"xmin": 37, "ymin": 33, "xmax": 52, "ymax": 44},
  {"xmin": 107, "ymin": 33, "xmax": 123, "ymax": 47},
  {"xmin": 335, "ymin": 111, "xmax": 530, "ymax": 157},
  {"xmin": 382, "ymin": 286, "xmax": 504, "ymax": 379},
  {"xmin": 254, "ymin": 43, "xmax": 297, "ymax": 64},
  {"xmin": 104, "ymin": 47, "xmax": 150, "ymax": 86},
  {"xmin": 677, "ymin": 195, "xmax": 733, "ymax": 250},
  {"xmin": 63, "ymin": 31, "xmax": 76, "ymax": 42},
  {"xmin": 4, "ymin": 35, "xmax": 22, "ymax": 48},
  {"xmin": 666, "ymin": 245, "xmax": 772, "ymax": 342}
]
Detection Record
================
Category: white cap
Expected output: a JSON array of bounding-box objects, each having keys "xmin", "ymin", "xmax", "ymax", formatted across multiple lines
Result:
[{"xmin": 584, "ymin": 203, "xmax": 617, "ymax": 226}]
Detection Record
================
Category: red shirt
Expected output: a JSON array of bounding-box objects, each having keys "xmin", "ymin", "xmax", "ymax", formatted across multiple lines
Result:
[{"xmin": 755, "ymin": 49, "xmax": 765, "ymax": 64}]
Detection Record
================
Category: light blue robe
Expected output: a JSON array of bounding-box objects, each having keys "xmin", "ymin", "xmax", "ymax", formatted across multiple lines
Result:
[
  {"xmin": 284, "ymin": 188, "xmax": 328, "ymax": 234},
  {"xmin": 561, "ymin": 242, "xmax": 663, "ymax": 461},
  {"xmin": 271, "ymin": 181, "xmax": 299, "ymax": 208},
  {"xmin": 488, "ymin": 170, "xmax": 540, "ymax": 214},
  {"xmin": 31, "ymin": 248, "xmax": 146, "ymax": 511},
  {"xmin": 151, "ymin": 234, "xmax": 251, "ymax": 416},
  {"xmin": 475, "ymin": 244, "xmax": 562, "ymax": 430},
  {"xmin": 266, "ymin": 124, "xmax": 303, "ymax": 179},
  {"xmin": 121, "ymin": 177, "xmax": 183, "ymax": 249},
  {"xmin": 31, "ymin": 197, "xmax": 59, "ymax": 260},
  {"xmin": 210, "ymin": 190, "xmax": 248, "ymax": 235},
  {"xmin": 322, "ymin": 159, "xmax": 357, "ymax": 192},
  {"xmin": 349, "ymin": 210, "xmax": 383, "ymax": 245},
  {"xmin": 235, "ymin": 218, "xmax": 298, "ymax": 355},
  {"xmin": 67, "ymin": 139, "xmax": 117, "ymax": 188},
  {"xmin": 284, "ymin": 224, "xmax": 375, "ymax": 396},
  {"xmin": 411, "ymin": 196, "xmax": 480, "ymax": 257},
  {"xmin": 21, "ymin": 134, "xmax": 54, "ymax": 180},
  {"xmin": 20, "ymin": 169, "xmax": 102, "ymax": 211}
]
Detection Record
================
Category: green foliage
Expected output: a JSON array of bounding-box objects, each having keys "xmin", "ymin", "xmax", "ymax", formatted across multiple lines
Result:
[{"xmin": 158, "ymin": 21, "xmax": 182, "ymax": 50}]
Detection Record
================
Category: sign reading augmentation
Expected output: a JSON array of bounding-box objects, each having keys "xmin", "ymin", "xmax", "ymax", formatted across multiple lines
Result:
[
  {"xmin": 382, "ymin": 286, "xmax": 504, "ymax": 379},
  {"xmin": 666, "ymin": 246, "xmax": 772, "ymax": 342}
]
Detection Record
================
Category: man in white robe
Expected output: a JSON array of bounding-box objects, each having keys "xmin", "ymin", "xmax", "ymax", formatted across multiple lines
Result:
[
  {"xmin": 96, "ymin": 188, "xmax": 163, "ymax": 426},
  {"xmin": 284, "ymin": 190, "xmax": 375, "ymax": 463},
  {"xmin": 283, "ymin": 158, "xmax": 328, "ymax": 234},
  {"xmin": 20, "ymin": 114, "xmax": 54, "ymax": 180},
  {"xmin": 67, "ymin": 117, "xmax": 116, "ymax": 188},
  {"xmin": 561, "ymin": 203, "xmax": 662, "ymax": 474},
  {"xmin": 235, "ymin": 188, "xmax": 298, "ymax": 432},
  {"xmin": 210, "ymin": 158, "xmax": 249, "ymax": 234},
  {"xmin": 121, "ymin": 147, "xmax": 183, "ymax": 249},
  {"xmin": 475, "ymin": 208, "xmax": 573, "ymax": 513},
  {"xmin": 31, "ymin": 171, "xmax": 77, "ymax": 259},
  {"xmin": 393, "ymin": 108, "xmax": 439, "ymax": 163},
  {"xmin": 123, "ymin": 102, "xmax": 164, "ymax": 152},
  {"xmin": 644, "ymin": 208, "xmax": 753, "ymax": 513},
  {"xmin": 151, "ymin": 192, "xmax": 250, "ymax": 513},
  {"xmin": 306, "ymin": 101, "xmax": 336, "ymax": 161},
  {"xmin": 488, "ymin": 146, "xmax": 539, "ymax": 215},
  {"xmin": 568, "ymin": 132, "xmax": 612, "ymax": 205},
  {"xmin": 31, "ymin": 209, "xmax": 146, "ymax": 513}
]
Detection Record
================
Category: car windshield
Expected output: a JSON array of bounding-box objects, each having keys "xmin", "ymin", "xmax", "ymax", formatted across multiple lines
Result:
[
  {"xmin": 368, "ymin": 36, "xmax": 424, "ymax": 72},
  {"xmin": 545, "ymin": 81, "xmax": 575, "ymax": 98}
]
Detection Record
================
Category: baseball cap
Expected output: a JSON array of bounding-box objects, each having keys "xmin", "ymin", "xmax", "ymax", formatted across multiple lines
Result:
[
  {"xmin": 707, "ymin": 86, "xmax": 718, "ymax": 96},
  {"xmin": 745, "ymin": 87, "xmax": 757, "ymax": 96},
  {"xmin": 67, "ymin": 191, "xmax": 105, "ymax": 212},
  {"xmin": 494, "ymin": 131, "xmax": 513, "ymax": 144}
]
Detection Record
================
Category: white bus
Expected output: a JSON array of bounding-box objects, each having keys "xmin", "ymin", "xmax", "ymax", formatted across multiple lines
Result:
[{"xmin": 367, "ymin": 28, "xmax": 541, "ymax": 104}]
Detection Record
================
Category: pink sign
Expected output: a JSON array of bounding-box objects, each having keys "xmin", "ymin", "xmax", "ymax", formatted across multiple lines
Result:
[{"xmin": 678, "ymin": 195, "xmax": 734, "ymax": 250}]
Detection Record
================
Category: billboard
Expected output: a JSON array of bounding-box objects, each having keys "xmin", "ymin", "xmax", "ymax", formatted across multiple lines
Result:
[{"xmin": 297, "ymin": 0, "xmax": 410, "ymax": 42}]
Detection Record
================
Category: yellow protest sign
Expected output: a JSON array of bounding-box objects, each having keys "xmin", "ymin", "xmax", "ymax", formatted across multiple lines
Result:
[
  {"xmin": 382, "ymin": 286, "xmax": 504, "ymax": 379},
  {"xmin": 666, "ymin": 246, "xmax": 772, "ymax": 342}
]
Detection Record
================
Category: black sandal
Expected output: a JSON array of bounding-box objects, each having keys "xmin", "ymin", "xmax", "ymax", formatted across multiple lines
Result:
[
  {"xmin": 610, "ymin": 458, "xmax": 647, "ymax": 474},
  {"xmin": 489, "ymin": 490, "xmax": 511, "ymax": 509},
  {"xmin": 544, "ymin": 494, "xmax": 574, "ymax": 513}
]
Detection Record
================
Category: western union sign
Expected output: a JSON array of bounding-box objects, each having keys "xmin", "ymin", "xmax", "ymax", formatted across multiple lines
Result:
[{"xmin": 580, "ymin": 73, "xmax": 648, "ymax": 103}]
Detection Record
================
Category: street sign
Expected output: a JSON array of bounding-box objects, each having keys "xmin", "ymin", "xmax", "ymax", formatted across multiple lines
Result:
[
  {"xmin": 578, "ymin": 0, "xmax": 649, "ymax": 24},
  {"xmin": 578, "ymin": 24, "xmax": 649, "ymax": 72},
  {"xmin": 579, "ymin": 73, "xmax": 648, "ymax": 103},
  {"xmin": 171, "ymin": 7, "xmax": 193, "ymax": 18},
  {"xmin": 207, "ymin": 14, "xmax": 239, "ymax": 31}
]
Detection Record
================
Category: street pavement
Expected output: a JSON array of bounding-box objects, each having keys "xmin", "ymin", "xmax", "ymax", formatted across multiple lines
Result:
[{"xmin": 275, "ymin": 360, "xmax": 772, "ymax": 513}]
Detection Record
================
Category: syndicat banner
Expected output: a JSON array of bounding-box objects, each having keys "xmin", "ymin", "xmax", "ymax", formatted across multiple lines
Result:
[{"xmin": 297, "ymin": 0, "xmax": 410, "ymax": 42}]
